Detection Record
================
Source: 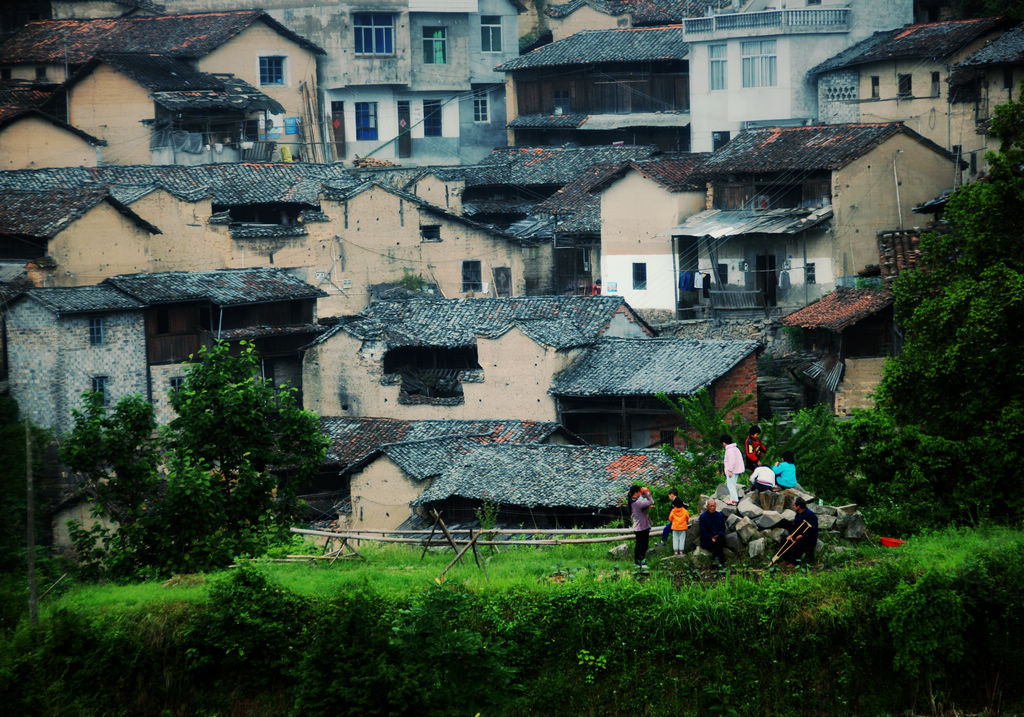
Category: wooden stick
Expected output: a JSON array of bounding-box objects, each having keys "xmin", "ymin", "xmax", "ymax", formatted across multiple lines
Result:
[
  {"xmin": 770, "ymin": 521, "xmax": 809, "ymax": 565},
  {"xmin": 292, "ymin": 527, "xmax": 640, "ymax": 536},
  {"xmin": 436, "ymin": 532, "xmax": 481, "ymax": 584},
  {"xmin": 431, "ymin": 509, "xmax": 464, "ymax": 561}
]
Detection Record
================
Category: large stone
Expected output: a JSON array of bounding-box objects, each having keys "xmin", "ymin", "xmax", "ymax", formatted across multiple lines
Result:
[
  {"xmin": 818, "ymin": 514, "xmax": 837, "ymax": 531},
  {"xmin": 757, "ymin": 491, "xmax": 773, "ymax": 510},
  {"xmin": 816, "ymin": 503, "xmax": 838, "ymax": 517},
  {"xmin": 737, "ymin": 496, "xmax": 763, "ymax": 519},
  {"xmin": 836, "ymin": 503, "xmax": 859, "ymax": 516},
  {"xmin": 780, "ymin": 508, "xmax": 796, "ymax": 524},
  {"xmin": 735, "ymin": 516, "xmax": 759, "ymax": 543},
  {"xmin": 714, "ymin": 483, "xmax": 732, "ymax": 501},
  {"xmin": 766, "ymin": 527, "xmax": 787, "ymax": 542},
  {"xmin": 754, "ymin": 510, "xmax": 784, "ymax": 530},
  {"xmin": 724, "ymin": 531, "xmax": 742, "ymax": 555},
  {"xmin": 748, "ymin": 537, "xmax": 766, "ymax": 559},
  {"xmin": 609, "ymin": 543, "xmax": 631, "ymax": 559},
  {"xmin": 769, "ymin": 492, "xmax": 787, "ymax": 512},
  {"xmin": 842, "ymin": 512, "xmax": 868, "ymax": 540},
  {"xmin": 726, "ymin": 513, "xmax": 741, "ymax": 530}
]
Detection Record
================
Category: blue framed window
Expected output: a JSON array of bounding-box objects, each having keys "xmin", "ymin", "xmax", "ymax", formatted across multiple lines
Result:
[
  {"xmin": 423, "ymin": 99, "xmax": 442, "ymax": 137},
  {"xmin": 88, "ymin": 316, "xmax": 104, "ymax": 345},
  {"xmin": 355, "ymin": 102, "xmax": 378, "ymax": 140},
  {"xmin": 354, "ymin": 14, "xmax": 394, "ymax": 56},
  {"xmin": 259, "ymin": 56, "xmax": 285, "ymax": 85}
]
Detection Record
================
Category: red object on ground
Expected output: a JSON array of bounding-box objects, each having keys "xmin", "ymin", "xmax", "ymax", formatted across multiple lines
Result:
[{"xmin": 880, "ymin": 537, "xmax": 905, "ymax": 547}]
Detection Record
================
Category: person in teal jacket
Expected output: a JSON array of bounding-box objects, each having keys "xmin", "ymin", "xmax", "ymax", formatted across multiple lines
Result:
[{"xmin": 772, "ymin": 450, "xmax": 798, "ymax": 489}]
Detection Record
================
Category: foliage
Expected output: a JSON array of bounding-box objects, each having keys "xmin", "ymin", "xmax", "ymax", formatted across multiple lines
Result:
[
  {"xmin": 62, "ymin": 342, "xmax": 327, "ymax": 578},
  {"xmin": 847, "ymin": 89, "xmax": 1024, "ymax": 529}
]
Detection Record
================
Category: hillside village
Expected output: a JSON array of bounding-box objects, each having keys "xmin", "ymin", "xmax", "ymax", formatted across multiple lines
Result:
[{"xmin": 1, "ymin": 0, "xmax": 1019, "ymax": 543}]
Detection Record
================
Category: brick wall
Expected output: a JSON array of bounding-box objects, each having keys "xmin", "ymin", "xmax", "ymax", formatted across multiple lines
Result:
[{"xmin": 711, "ymin": 352, "xmax": 758, "ymax": 423}]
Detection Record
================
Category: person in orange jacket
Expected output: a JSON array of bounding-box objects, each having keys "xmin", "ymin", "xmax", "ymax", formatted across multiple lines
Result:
[{"xmin": 668, "ymin": 497, "xmax": 690, "ymax": 555}]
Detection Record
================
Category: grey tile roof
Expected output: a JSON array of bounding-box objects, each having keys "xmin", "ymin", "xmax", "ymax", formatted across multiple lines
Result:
[
  {"xmin": 409, "ymin": 442, "xmax": 675, "ymax": 508},
  {"xmin": 229, "ymin": 223, "xmax": 308, "ymax": 239},
  {"xmin": 467, "ymin": 144, "xmax": 658, "ymax": 187},
  {"xmin": 496, "ymin": 26, "xmax": 687, "ymax": 71},
  {"xmin": 508, "ymin": 112, "xmax": 589, "ymax": 128},
  {"xmin": 103, "ymin": 266, "xmax": 326, "ymax": 306},
  {"xmin": 545, "ymin": 0, "xmax": 723, "ymax": 25},
  {"xmin": 810, "ymin": 17, "xmax": 1009, "ymax": 75},
  {"xmin": 332, "ymin": 295, "xmax": 651, "ymax": 350},
  {"xmin": 697, "ymin": 123, "xmax": 947, "ymax": 174},
  {"xmin": 0, "ymin": 10, "xmax": 325, "ymax": 65},
  {"xmin": 668, "ymin": 207, "xmax": 834, "ymax": 238},
  {"xmin": 951, "ymin": 24, "xmax": 1024, "ymax": 83},
  {"xmin": 321, "ymin": 416, "xmax": 569, "ymax": 469},
  {"xmin": 0, "ymin": 187, "xmax": 159, "ymax": 238},
  {"xmin": 20, "ymin": 285, "xmax": 145, "ymax": 315},
  {"xmin": 550, "ymin": 336, "xmax": 759, "ymax": 396}
]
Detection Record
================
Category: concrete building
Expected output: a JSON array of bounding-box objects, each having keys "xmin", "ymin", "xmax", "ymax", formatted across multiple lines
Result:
[
  {"xmin": 543, "ymin": 0, "xmax": 724, "ymax": 41},
  {"xmin": 812, "ymin": 16, "xmax": 1010, "ymax": 181},
  {"xmin": 684, "ymin": 0, "xmax": 913, "ymax": 153}
]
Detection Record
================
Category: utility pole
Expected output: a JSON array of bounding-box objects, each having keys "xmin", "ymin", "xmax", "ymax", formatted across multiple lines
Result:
[{"xmin": 26, "ymin": 419, "xmax": 37, "ymax": 625}]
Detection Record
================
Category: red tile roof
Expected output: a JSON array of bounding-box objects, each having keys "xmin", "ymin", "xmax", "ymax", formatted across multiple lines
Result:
[{"xmin": 781, "ymin": 287, "xmax": 893, "ymax": 332}]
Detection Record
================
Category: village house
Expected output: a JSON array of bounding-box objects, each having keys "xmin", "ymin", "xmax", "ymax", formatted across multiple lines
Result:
[
  {"xmin": 948, "ymin": 23, "xmax": 1024, "ymax": 174},
  {"xmin": 780, "ymin": 286, "xmax": 895, "ymax": 415},
  {"xmin": 301, "ymin": 295, "xmax": 654, "ymax": 421},
  {"xmin": 0, "ymin": 162, "xmax": 544, "ymax": 315},
  {"xmin": 0, "ymin": 10, "xmax": 325, "ymax": 163},
  {"xmin": 123, "ymin": 0, "xmax": 525, "ymax": 165},
  {"xmin": 665, "ymin": 122, "xmax": 961, "ymax": 314},
  {"xmin": 4, "ymin": 266, "xmax": 325, "ymax": 434},
  {"xmin": 345, "ymin": 437, "xmax": 675, "ymax": 533},
  {"xmin": 596, "ymin": 153, "xmax": 708, "ymax": 320},
  {"xmin": 495, "ymin": 25, "xmax": 691, "ymax": 150},
  {"xmin": 812, "ymin": 16, "xmax": 1011, "ymax": 180},
  {"xmin": 683, "ymin": 0, "xmax": 913, "ymax": 153},
  {"xmin": 0, "ymin": 83, "xmax": 106, "ymax": 170},
  {"xmin": 543, "ymin": 0, "xmax": 723, "ymax": 41},
  {"xmin": 550, "ymin": 336, "xmax": 760, "ymax": 447},
  {"xmin": 310, "ymin": 416, "xmax": 578, "ymax": 530}
]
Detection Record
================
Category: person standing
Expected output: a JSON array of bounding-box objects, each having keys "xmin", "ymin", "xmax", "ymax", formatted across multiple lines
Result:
[
  {"xmin": 698, "ymin": 498, "xmax": 727, "ymax": 565},
  {"xmin": 744, "ymin": 424, "xmax": 767, "ymax": 472},
  {"xmin": 628, "ymin": 484, "xmax": 654, "ymax": 568},
  {"xmin": 781, "ymin": 497, "xmax": 818, "ymax": 565},
  {"xmin": 659, "ymin": 487, "xmax": 679, "ymax": 546},
  {"xmin": 668, "ymin": 497, "xmax": 690, "ymax": 555},
  {"xmin": 720, "ymin": 434, "xmax": 744, "ymax": 505}
]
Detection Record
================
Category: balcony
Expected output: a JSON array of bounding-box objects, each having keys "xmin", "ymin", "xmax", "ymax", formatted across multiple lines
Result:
[{"xmin": 683, "ymin": 8, "xmax": 850, "ymax": 40}]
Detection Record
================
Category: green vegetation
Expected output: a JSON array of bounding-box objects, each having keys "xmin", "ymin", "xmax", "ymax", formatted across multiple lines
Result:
[
  {"xmin": 62, "ymin": 342, "xmax": 327, "ymax": 579},
  {"xmin": 2, "ymin": 529, "xmax": 1023, "ymax": 716}
]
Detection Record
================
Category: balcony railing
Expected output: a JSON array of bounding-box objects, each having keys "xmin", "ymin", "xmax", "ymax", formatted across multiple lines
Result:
[{"xmin": 683, "ymin": 8, "xmax": 850, "ymax": 38}]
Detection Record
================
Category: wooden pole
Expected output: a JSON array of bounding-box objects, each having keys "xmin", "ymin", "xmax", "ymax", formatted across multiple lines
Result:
[
  {"xmin": 26, "ymin": 419, "xmax": 37, "ymax": 625},
  {"xmin": 436, "ymin": 532, "xmax": 481, "ymax": 584}
]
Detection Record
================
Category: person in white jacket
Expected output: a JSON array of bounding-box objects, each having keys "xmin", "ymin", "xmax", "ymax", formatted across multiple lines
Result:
[{"xmin": 720, "ymin": 434, "xmax": 745, "ymax": 505}]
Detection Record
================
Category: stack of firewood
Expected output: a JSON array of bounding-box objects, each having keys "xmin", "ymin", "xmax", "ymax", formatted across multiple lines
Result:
[{"xmin": 351, "ymin": 156, "xmax": 396, "ymax": 168}]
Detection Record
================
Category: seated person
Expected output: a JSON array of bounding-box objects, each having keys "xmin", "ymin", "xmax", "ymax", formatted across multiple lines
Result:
[
  {"xmin": 750, "ymin": 464, "xmax": 777, "ymax": 493},
  {"xmin": 773, "ymin": 450, "xmax": 799, "ymax": 490}
]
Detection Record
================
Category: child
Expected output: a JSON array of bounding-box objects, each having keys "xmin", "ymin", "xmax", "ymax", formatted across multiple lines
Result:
[
  {"xmin": 659, "ymin": 487, "xmax": 679, "ymax": 545},
  {"xmin": 720, "ymin": 433, "xmax": 744, "ymax": 505},
  {"xmin": 773, "ymin": 450, "xmax": 799, "ymax": 490},
  {"xmin": 668, "ymin": 497, "xmax": 690, "ymax": 555},
  {"xmin": 744, "ymin": 424, "xmax": 767, "ymax": 472}
]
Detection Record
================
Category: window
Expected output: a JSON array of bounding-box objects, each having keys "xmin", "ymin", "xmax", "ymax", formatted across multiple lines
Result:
[
  {"xmin": 805, "ymin": 262, "xmax": 816, "ymax": 285},
  {"xmin": 156, "ymin": 308, "xmax": 170, "ymax": 334},
  {"xmin": 423, "ymin": 99, "xmax": 442, "ymax": 137},
  {"xmin": 259, "ymin": 56, "xmax": 285, "ymax": 85},
  {"xmin": 481, "ymin": 15, "xmax": 502, "ymax": 53},
  {"xmin": 970, "ymin": 151, "xmax": 977, "ymax": 175},
  {"xmin": 420, "ymin": 225, "xmax": 441, "ymax": 241},
  {"xmin": 35, "ymin": 66, "xmax": 47, "ymax": 80},
  {"xmin": 712, "ymin": 130, "xmax": 730, "ymax": 151},
  {"xmin": 423, "ymin": 26, "xmax": 447, "ymax": 64},
  {"xmin": 717, "ymin": 263, "xmax": 728, "ymax": 285},
  {"xmin": 88, "ymin": 316, "xmax": 104, "ymax": 346},
  {"xmin": 553, "ymin": 89, "xmax": 571, "ymax": 114},
  {"xmin": 473, "ymin": 95, "xmax": 489, "ymax": 123},
  {"xmin": 462, "ymin": 260, "xmax": 482, "ymax": 292},
  {"xmin": 1004, "ymin": 68, "xmax": 1015, "ymax": 91},
  {"xmin": 931, "ymin": 71, "xmax": 940, "ymax": 97},
  {"xmin": 169, "ymin": 376, "xmax": 185, "ymax": 395},
  {"xmin": 870, "ymin": 75, "xmax": 880, "ymax": 99},
  {"xmin": 741, "ymin": 39, "xmax": 776, "ymax": 88},
  {"xmin": 355, "ymin": 102, "xmax": 378, "ymax": 140},
  {"xmin": 91, "ymin": 376, "xmax": 108, "ymax": 405},
  {"xmin": 632, "ymin": 262, "xmax": 647, "ymax": 290},
  {"xmin": 897, "ymin": 73, "xmax": 912, "ymax": 98},
  {"xmin": 709, "ymin": 44, "xmax": 727, "ymax": 91},
  {"xmin": 354, "ymin": 13, "xmax": 394, "ymax": 55}
]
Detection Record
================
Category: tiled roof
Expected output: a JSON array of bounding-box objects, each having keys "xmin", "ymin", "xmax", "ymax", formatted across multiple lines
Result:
[
  {"xmin": 20, "ymin": 285, "xmax": 145, "ymax": 315},
  {"xmin": 0, "ymin": 187, "xmax": 159, "ymax": 238},
  {"xmin": 0, "ymin": 108, "xmax": 107, "ymax": 145},
  {"xmin": 332, "ymin": 295, "xmax": 651, "ymax": 350},
  {"xmin": 103, "ymin": 266, "xmax": 326, "ymax": 306},
  {"xmin": 951, "ymin": 24, "xmax": 1024, "ymax": 86},
  {"xmin": 0, "ymin": 83, "xmax": 57, "ymax": 122},
  {"xmin": 550, "ymin": 337, "xmax": 758, "ymax": 396},
  {"xmin": 320, "ymin": 416, "xmax": 568, "ymax": 469},
  {"xmin": 409, "ymin": 442, "xmax": 675, "ymax": 508},
  {"xmin": 669, "ymin": 207, "xmax": 833, "ymax": 238},
  {"xmin": 467, "ymin": 144, "xmax": 658, "ymax": 187},
  {"xmin": 496, "ymin": 26, "xmax": 687, "ymax": 71},
  {"xmin": 811, "ymin": 17, "xmax": 1009, "ymax": 75},
  {"xmin": 545, "ymin": 0, "xmax": 723, "ymax": 25},
  {"xmin": 0, "ymin": 10, "xmax": 325, "ymax": 65},
  {"xmin": 697, "ymin": 123, "xmax": 943, "ymax": 174},
  {"xmin": 0, "ymin": 163, "xmax": 362, "ymax": 206},
  {"xmin": 629, "ymin": 153, "xmax": 708, "ymax": 191},
  {"xmin": 876, "ymin": 230, "xmax": 923, "ymax": 287},
  {"xmin": 229, "ymin": 223, "xmax": 308, "ymax": 239},
  {"xmin": 781, "ymin": 287, "xmax": 893, "ymax": 332},
  {"xmin": 508, "ymin": 112, "xmax": 589, "ymax": 128},
  {"xmin": 535, "ymin": 162, "xmax": 629, "ymax": 234}
]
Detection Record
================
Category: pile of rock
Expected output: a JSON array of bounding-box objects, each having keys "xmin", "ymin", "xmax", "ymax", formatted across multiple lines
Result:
[{"xmin": 612, "ymin": 483, "xmax": 869, "ymax": 565}]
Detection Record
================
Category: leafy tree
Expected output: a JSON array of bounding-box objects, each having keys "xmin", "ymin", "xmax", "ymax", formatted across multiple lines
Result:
[
  {"xmin": 845, "ymin": 89, "xmax": 1024, "ymax": 527},
  {"xmin": 64, "ymin": 342, "xmax": 328, "ymax": 578}
]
